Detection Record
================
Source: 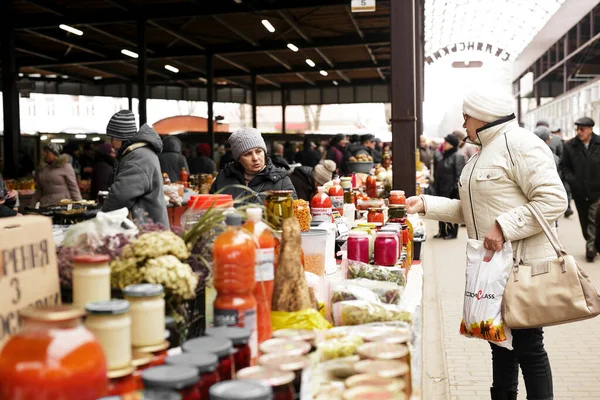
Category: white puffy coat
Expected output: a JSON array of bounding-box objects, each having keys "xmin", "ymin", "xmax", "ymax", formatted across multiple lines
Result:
[{"xmin": 422, "ymin": 116, "xmax": 568, "ymax": 263}]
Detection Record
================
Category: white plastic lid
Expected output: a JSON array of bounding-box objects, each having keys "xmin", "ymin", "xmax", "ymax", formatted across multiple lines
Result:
[
  {"xmin": 349, "ymin": 230, "xmax": 368, "ymax": 238},
  {"xmin": 317, "ymin": 186, "xmax": 325, "ymax": 192},
  {"xmin": 246, "ymin": 207, "xmax": 263, "ymax": 222},
  {"xmin": 390, "ymin": 190, "xmax": 405, "ymax": 196}
]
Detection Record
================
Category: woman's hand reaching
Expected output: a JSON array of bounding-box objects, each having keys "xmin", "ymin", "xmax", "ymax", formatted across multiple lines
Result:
[
  {"xmin": 406, "ymin": 196, "xmax": 425, "ymax": 215},
  {"xmin": 483, "ymin": 222, "xmax": 505, "ymax": 251}
]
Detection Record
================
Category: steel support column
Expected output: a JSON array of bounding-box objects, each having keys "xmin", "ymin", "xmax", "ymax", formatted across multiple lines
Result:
[
  {"xmin": 281, "ymin": 86, "xmax": 287, "ymax": 135},
  {"xmin": 137, "ymin": 19, "xmax": 147, "ymax": 125},
  {"xmin": 127, "ymin": 81, "xmax": 133, "ymax": 110},
  {"xmin": 415, "ymin": 0, "xmax": 424, "ymax": 139},
  {"xmin": 390, "ymin": 0, "xmax": 417, "ymax": 196},
  {"xmin": 207, "ymin": 53, "xmax": 215, "ymax": 159},
  {"xmin": 251, "ymin": 74, "xmax": 258, "ymax": 129},
  {"xmin": 1, "ymin": 0, "xmax": 21, "ymax": 178}
]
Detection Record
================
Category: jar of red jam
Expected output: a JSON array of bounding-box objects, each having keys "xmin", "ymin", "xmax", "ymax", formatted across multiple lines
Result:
[
  {"xmin": 209, "ymin": 380, "xmax": 272, "ymax": 400},
  {"xmin": 367, "ymin": 208, "xmax": 384, "ymax": 224},
  {"xmin": 141, "ymin": 366, "xmax": 201, "ymax": 400},
  {"xmin": 182, "ymin": 337, "xmax": 234, "ymax": 381},
  {"xmin": 165, "ymin": 353, "xmax": 219, "ymax": 400},
  {"xmin": 257, "ymin": 353, "xmax": 309, "ymax": 396},
  {"xmin": 259, "ymin": 338, "xmax": 311, "ymax": 357},
  {"xmin": 237, "ymin": 366, "xmax": 295, "ymax": 400},
  {"xmin": 205, "ymin": 326, "xmax": 251, "ymax": 371},
  {"xmin": 107, "ymin": 366, "xmax": 137, "ymax": 396},
  {"xmin": 389, "ymin": 190, "xmax": 406, "ymax": 205},
  {"xmin": 374, "ymin": 231, "xmax": 398, "ymax": 266}
]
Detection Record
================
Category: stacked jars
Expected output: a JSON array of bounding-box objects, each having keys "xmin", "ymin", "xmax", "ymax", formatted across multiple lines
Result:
[
  {"xmin": 205, "ymin": 327, "xmax": 252, "ymax": 372},
  {"xmin": 141, "ymin": 365, "xmax": 201, "ymax": 400},
  {"xmin": 165, "ymin": 353, "xmax": 219, "ymax": 399},
  {"xmin": 72, "ymin": 254, "xmax": 111, "ymax": 309},
  {"xmin": 182, "ymin": 336, "xmax": 235, "ymax": 381},
  {"xmin": 374, "ymin": 231, "xmax": 398, "ymax": 266},
  {"xmin": 347, "ymin": 230, "xmax": 370, "ymax": 264}
]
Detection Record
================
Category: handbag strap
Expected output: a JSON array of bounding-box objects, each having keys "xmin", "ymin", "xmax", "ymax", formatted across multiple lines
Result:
[{"xmin": 514, "ymin": 203, "xmax": 567, "ymax": 265}]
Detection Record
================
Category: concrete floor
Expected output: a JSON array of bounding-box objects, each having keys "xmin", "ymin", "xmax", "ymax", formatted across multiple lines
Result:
[{"xmin": 422, "ymin": 209, "xmax": 600, "ymax": 400}]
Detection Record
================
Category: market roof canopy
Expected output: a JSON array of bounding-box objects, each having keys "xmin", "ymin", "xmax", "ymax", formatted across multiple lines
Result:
[{"xmin": 424, "ymin": 0, "xmax": 566, "ymax": 61}]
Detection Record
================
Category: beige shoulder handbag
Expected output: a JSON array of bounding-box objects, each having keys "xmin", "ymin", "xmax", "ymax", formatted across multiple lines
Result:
[{"xmin": 502, "ymin": 203, "xmax": 600, "ymax": 329}]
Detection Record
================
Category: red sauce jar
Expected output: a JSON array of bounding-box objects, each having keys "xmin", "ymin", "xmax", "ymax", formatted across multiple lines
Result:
[
  {"xmin": 389, "ymin": 190, "xmax": 406, "ymax": 205},
  {"xmin": 107, "ymin": 366, "xmax": 136, "ymax": 396},
  {"xmin": 237, "ymin": 366, "xmax": 295, "ymax": 400},
  {"xmin": 366, "ymin": 174, "xmax": 378, "ymax": 198},
  {"xmin": 205, "ymin": 326, "xmax": 251, "ymax": 371},
  {"xmin": 141, "ymin": 365, "xmax": 200, "ymax": 400},
  {"xmin": 165, "ymin": 353, "xmax": 219, "ymax": 399},
  {"xmin": 182, "ymin": 337, "xmax": 234, "ymax": 381},
  {"xmin": 367, "ymin": 208, "xmax": 384, "ymax": 224}
]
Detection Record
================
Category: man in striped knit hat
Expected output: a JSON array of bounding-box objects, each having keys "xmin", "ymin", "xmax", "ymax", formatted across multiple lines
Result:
[{"xmin": 101, "ymin": 110, "xmax": 169, "ymax": 227}]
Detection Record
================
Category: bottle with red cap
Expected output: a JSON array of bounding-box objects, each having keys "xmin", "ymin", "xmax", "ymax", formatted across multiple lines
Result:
[
  {"xmin": 329, "ymin": 178, "xmax": 344, "ymax": 216},
  {"xmin": 311, "ymin": 186, "xmax": 333, "ymax": 224}
]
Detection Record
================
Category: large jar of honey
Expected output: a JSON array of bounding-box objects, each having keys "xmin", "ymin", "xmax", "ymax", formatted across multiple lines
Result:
[{"xmin": 0, "ymin": 306, "xmax": 108, "ymax": 400}]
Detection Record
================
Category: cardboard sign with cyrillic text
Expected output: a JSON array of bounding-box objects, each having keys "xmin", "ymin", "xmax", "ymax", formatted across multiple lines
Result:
[{"xmin": 0, "ymin": 216, "xmax": 61, "ymax": 348}]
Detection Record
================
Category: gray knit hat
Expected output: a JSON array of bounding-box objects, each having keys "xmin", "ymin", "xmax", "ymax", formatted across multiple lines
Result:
[
  {"xmin": 106, "ymin": 110, "xmax": 137, "ymax": 141},
  {"xmin": 533, "ymin": 126, "xmax": 551, "ymax": 142},
  {"xmin": 313, "ymin": 160, "xmax": 336, "ymax": 186},
  {"xmin": 229, "ymin": 127, "xmax": 267, "ymax": 161},
  {"xmin": 43, "ymin": 143, "xmax": 62, "ymax": 156}
]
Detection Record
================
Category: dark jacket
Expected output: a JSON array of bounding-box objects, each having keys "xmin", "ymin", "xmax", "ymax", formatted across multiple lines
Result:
[
  {"xmin": 271, "ymin": 154, "xmax": 290, "ymax": 170},
  {"xmin": 560, "ymin": 134, "xmax": 600, "ymax": 201},
  {"xmin": 90, "ymin": 152, "xmax": 116, "ymax": 200},
  {"xmin": 210, "ymin": 159, "xmax": 297, "ymax": 205},
  {"xmin": 289, "ymin": 166, "xmax": 316, "ymax": 202},
  {"xmin": 158, "ymin": 136, "xmax": 189, "ymax": 182},
  {"xmin": 326, "ymin": 146, "xmax": 345, "ymax": 168},
  {"xmin": 347, "ymin": 142, "xmax": 364, "ymax": 157},
  {"xmin": 434, "ymin": 147, "xmax": 465, "ymax": 199},
  {"xmin": 596, "ymin": 204, "xmax": 600, "ymax": 254},
  {"xmin": 0, "ymin": 174, "xmax": 17, "ymax": 218},
  {"xmin": 549, "ymin": 135, "xmax": 564, "ymax": 159},
  {"xmin": 297, "ymin": 149, "xmax": 321, "ymax": 168},
  {"xmin": 102, "ymin": 124, "xmax": 170, "ymax": 228},
  {"xmin": 189, "ymin": 155, "xmax": 217, "ymax": 175},
  {"xmin": 220, "ymin": 151, "xmax": 234, "ymax": 169},
  {"xmin": 420, "ymin": 147, "xmax": 433, "ymax": 168},
  {"xmin": 372, "ymin": 148, "xmax": 382, "ymax": 164}
]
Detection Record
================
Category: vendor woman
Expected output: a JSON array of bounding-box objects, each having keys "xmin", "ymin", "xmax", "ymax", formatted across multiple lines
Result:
[{"xmin": 210, "ymin": 127, "xmax": 297, "ymax": 204}]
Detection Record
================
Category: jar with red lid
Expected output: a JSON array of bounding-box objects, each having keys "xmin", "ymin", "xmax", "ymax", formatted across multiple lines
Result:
[
  {"xmin": 374, "ymin": 231, "xmax": 398, "ymax": 266},
  {"xmin": 107, "ymin": 366, "xmax": 136, "ymax": 396},
  {"xmin": 205, "ymin": 326, "xmax": 251, "ymax": 371},
  {"xmin": 237, "ymin": 366, "xmax": 295, "ymax": 400},
  {"xmin": 347, "ymin": 230, "xmax": 370, "ymax": 264},
  {"xmin": 367, "ymin": 208, "xmax": 384, "ymax": 224},
  {"xmin": 165, "ymin": 352, "xmax": 219, "ymax": 399},
  {"xmin": 182, "ymin": 337, "xmax": 234, "ymax": 381},
  {"xmin": 389, "ymin": 190, "xmax": 406, "ymax": 205},
  {"xmin": 259, "ymin": 338, "xmax": 311, "ymax": 357},
  {"xmin": 257, "ymin": 353, "xmax": 309, "ymax": 396},
  {"xmin": 141, "ymin": 366, "xmax": 200, "ymax": 400}
]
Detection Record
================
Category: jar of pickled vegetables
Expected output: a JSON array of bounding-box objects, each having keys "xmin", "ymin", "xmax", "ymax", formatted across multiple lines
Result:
[
  {"xmin": 367, "ymin": 208, "xmax": 384, "ymax": 224},
  {"xmin": 264, "ymin": 190, "xmax": 294, "ymax": 230}
]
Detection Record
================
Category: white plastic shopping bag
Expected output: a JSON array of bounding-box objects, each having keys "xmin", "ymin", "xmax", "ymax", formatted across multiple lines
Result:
[{"xmin": 460, "ymin": 239, "xmax": 513, "ymax": 349}]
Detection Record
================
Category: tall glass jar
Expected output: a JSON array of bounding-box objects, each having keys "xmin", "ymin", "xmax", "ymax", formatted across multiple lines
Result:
[
  {"xmin": 264, "ymin": 190, "xmax": 294, "ymax": 231},
  {"xmin": 374, "ymin": 232, "xmax": 398, "ymax": 266},
  {"xmin": 347, "ymin": 230, "xmax": 370, "ymax": 264},
  {"xmin": 123, "ymin": 284, "xmax": 165, "ymax": 348},
  {"xmin": 85, "ymin": 300, "xmax": 132, "ymax": 371},
  {"xmin": 0, "ymin": 306, "xmax": 108, "ymax": 400},
  {"xmin": 72, "ymin": 254, "xmax": 111, "ymax": 309}
]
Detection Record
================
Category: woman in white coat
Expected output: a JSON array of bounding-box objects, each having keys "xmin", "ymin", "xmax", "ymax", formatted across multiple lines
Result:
[{"xmin": 407, "ymin": 85, "xmax": 567, "ymax": 400}]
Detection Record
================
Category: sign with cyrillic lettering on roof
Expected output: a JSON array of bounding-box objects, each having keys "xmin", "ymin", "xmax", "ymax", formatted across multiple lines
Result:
[{"xmin": 351, "ymin": 0, "xmax": 376, "ymax": 13}]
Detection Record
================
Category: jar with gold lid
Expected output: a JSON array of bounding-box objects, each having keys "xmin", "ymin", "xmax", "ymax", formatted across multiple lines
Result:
[
  {"xmin": 123, "ymin": 284, "xmax": 165, "ymax": 348},
  {"xmin": 72, "ymin": 254, "xmax": 111, "ymax": 309},
  {"xmin": 85, "ymin": 300, "xmax": 132, "ymax": 371}
]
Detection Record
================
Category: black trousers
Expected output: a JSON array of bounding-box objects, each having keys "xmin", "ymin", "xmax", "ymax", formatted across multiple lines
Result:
[
  {"xmin": 574, "ymin": 198, "xmax": 599, "ymax": 255},
  {"xmin": 490, "ymin": 328, "xmax": 553, "ymax": 400},
  {"xmin": 438, "ymin": 221, "xmax": 458, "ymax": 238}
]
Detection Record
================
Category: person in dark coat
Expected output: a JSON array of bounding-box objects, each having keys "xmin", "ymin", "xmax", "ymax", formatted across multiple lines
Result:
[
  {"xmin": 326, "ymin": 134, "xmax": 347, "ymax": 169},
  {"xmin": 210, "ymin": 128, "xmax": 297, "ymax": 205},
  {"xmin": 433, "ymin": 134, "xmax": 465, "ymax": 239},
  {"xmin": 189, "ymin": 143, "xmax": 217, "ymax": 175},
  {"xmin": 90, "ymin": 143, "xmax": 116, "ymax": 200},
  {"xmin": 284, "ymin": 141, "xmax": 297, "ymax": 164},
  {"xmin": 79, "ymin": 142, "xmax": 95, "ymax": 180},
  {"xmin": 559, "ymin": 116, "xmax": 600, "ymax": 262},
  {"xmin": 346, "ymin": 134, "xmax": 364, "ymax": 157},
  {"xmin": 0, "ymin": 173, "xmax": 19, "ymax": 218},
  {"xmin": 271, "ymin": 143, "xmax": 290, "ymax": 170},
  {"xmin": 352, "ymin": 134, "xmax": 376, "ymax": 158},
  {"xmin": 158, "ymin": 136, "xmax": 189, "ymax": 183},
  {"xmin": 289, "ymin": 160, "xmax": 337, "ymax": 202},
  {"xmin": 372, "ymin": 138, "xmax": 383, "ymax": 164},
  {"xmin": 102, "ymin": 110, "xmax": 169, "ymax": 228},
  {"xmin": 297, "ymin": 139, "xmax": 321, "ymax": 167},
  {"xmin": 220, "ymin": 144, "xmax": 234, "ymax": 169}
]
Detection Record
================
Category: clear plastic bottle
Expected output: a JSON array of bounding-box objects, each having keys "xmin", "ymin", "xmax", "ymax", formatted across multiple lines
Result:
[
  {"xmin": 310, "ymin": 186, "xmax": 332, "ymax": 224},
  {"xmin": 243, "ymin": 208, "xmax": 275, "ymax": 348},
  {"xmin": 328, "ymin": 179, "xmax": 344, "ymax": 216}
]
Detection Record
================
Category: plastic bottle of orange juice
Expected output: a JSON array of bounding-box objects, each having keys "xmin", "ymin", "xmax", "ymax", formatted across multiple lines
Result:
[{"xmin": 243, "ymin": 208, "xmax": 275, "ymax": 345}]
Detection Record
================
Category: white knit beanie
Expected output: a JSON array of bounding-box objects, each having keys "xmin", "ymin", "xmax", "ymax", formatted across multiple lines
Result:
[
  {"xmin": 313, "ymin": 160, "xmax": 336, "ymax": 186},
  {"xmin": 462, "ymin": 86, "xmax": 514, "ymax": 123},
  {"xmin": 228, "ymin": 127, "xmax": 267, "ymax": 161}
]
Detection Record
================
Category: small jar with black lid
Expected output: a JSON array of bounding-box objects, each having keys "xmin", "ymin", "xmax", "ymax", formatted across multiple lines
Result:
[
  {"xmin": 182, "ymin": 337, "xmax": 234, "ymax": 380},
  {"xmin": 205, "ymin": 327, "xmax": 251, "ymax": 371},
  {"xmin": 209, "ymin": 380, "xmax": 272, "ymax": 400},
  {"xmin": 84, "ymin": 299, "xmax": 132, "ymax": 371},
  {"xmin": 166, "ymin": 353, "xmax": 219, "ymax": 399},
  {"xmin": 142, "ymin": 365, "xmax": 200, "ymax": 400}
]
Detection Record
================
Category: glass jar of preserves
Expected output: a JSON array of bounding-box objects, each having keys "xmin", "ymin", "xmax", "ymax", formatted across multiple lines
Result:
[
  {"xmin": 0, "ymin": 306, "xmax": 108, "ymax": 400},
  {"xmin": 123, "ymin": 284, "xmax": 166, "ymax": 348},
  {"xmin": 367, "ymin": 208, "xmax": 384, "ymax": 224},
  {"xmin": 72, "ymin": 254, "xmax": 111, "ymax": 309},
  {"xmin": 85, "ymin": 300, "xmax": 132, "ymax": 371},
  {"xmin": 107, "ymin": 365, "xmax": 136, "ymax": 396},
  {"xmin": 237, "ymin": 366, "xmax": 295, "ymax": 400},
  {"xmin": 182, "ymin": 337, "xmax": 235, "ymax": 381},
  {"xmin": 292, "ymin": 199, "xmax": 312, "ymax": 232},
  {"xmin": 165, "ymin": 353, "xmax": 219, "ymax": 400},
  {"xmin": 206, "ymin": 327, "xmax": 252, "ymax": 371},
  {"xmin": 374, "ymin": 232, "xmax": 398, "ymax": 266},
  {"xmin": 142, "ymin": 366, "xmax": 200, "ymax": 400},
  {"xmin": 257, "ymin": 353, "xmax": 309, "ymax": 396},
  {"xmin": 258, "ymin": 338, "xmax": 311, "ymax": 357},
  {"xmin": 210, "ymin": 380, "xmax": 272, "ymax": 400},
  {"xmin": 347, "ymin": 230, "xmax": 370, "ymax": 264},
  {"xmin": 389, "ymin": 190, "xmax": 406, "ymax": 205},
  {"xmin": 379, "ymin": 225, "xmax": 401, "ymax": 260},
  {"xmin": 264, "ymin": 190, "xmax": 294, "ymax": 230}
]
